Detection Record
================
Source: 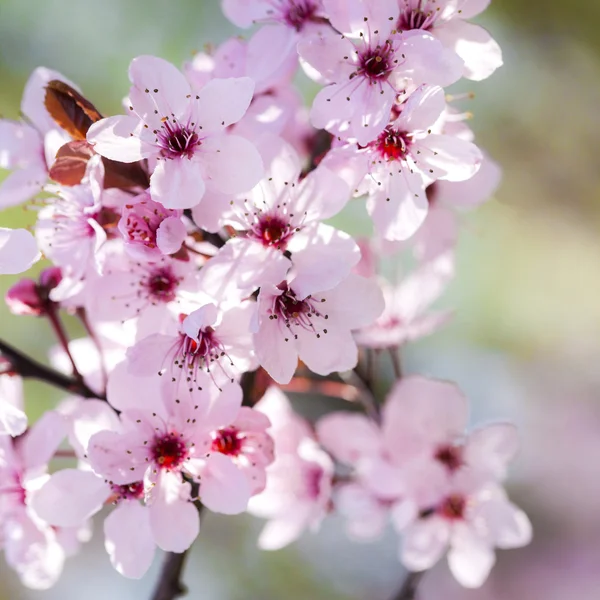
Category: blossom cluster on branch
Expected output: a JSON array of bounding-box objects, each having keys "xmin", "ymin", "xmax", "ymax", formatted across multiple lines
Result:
[{"xmin": 0, "ymin": 0, "xmax": 531, "ymax": 596}]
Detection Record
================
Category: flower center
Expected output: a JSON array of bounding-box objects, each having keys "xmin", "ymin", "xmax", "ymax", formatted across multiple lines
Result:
[
  {"xmin": 146, "ymin": 266, "xmax": 179, "ymax": 302},
  {"xmin": 438, "ymin": 494, "xmax": 466, "ymax": 520},
  {"xmin": 271, "ymin": 283, "xmax": 328, "ymax": 340},
  {"xmin": 111, "ymin": 481, "xmax": 145, "ymax": 501},
  {"xmin": 398, "ymin": 4, "xmax": 437, "ymax": 32},
  {"xmin": 375, "ymin": 128, "xmax": 412, "ymax": 161},
  {"xmin": 284, "ymin": 0, "xmax": 318, "ymax": 31},
  {"xmin": 434, "ymin": 444, "xmax": 463, "ymax": 472},
  {"xmin": 358, "ymin": 43, "xmax": 394, "ymax": 82},
  {"xmin": 256, "ymin": 215, "xmax": 291, "ymax": 248},
  {"xmin": 151, "ymin": 432, "xmax": 188, "ymax": 470},
  {"xmin": 159, "ymin": 123, "xmax": 200, "ymax": 159},
  {"xmin": 211, "ymin": 427, "xmax": 243, "ymax": 456}
]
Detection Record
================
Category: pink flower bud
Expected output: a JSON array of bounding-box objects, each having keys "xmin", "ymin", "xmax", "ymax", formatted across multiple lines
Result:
[
  {"xmin": 5, "ymin": 278, "xmax": 43, "ymax": 316},
  {"xmin": 4, "ymin": 267, "xmax": 63, "ymax": 316}
]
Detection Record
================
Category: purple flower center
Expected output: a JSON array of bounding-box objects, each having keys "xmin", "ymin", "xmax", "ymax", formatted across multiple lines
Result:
[
  {"xmin": 303, "ymin": 464, "xmax": 324, "ymax": 499},
  {"xmin": 158, "ymin": 122, "xmax": 201, "ymax": 160},
  {"xmin": 358, "ymin": 42, "xmax": 395, "ymax": 82},
  {"xmin": 398, "ymin": 4, "xmax": 437, "ymax": 32},
  {"xmin": 434, "ymin": 444, "xmax": 464, "ymax": 472},
  {"xmin": 145, "ymin": 266, "xmax": 179, "ymax": 303},
  {"xmin": 437, "ymin": 494, "xmax": 467, "ymax": 520},
  {"xmin": 111, "ymin": 481, "xmax": 145, "ymax": 501},
  {"xmin": 375, "ymin": 128, "xmax": 412, "ymax": 161},
  {"xmin": 151, "ymin": 432, "xmax": 188, "ymax": 470},
  {"xmin": 211, "ymin": 427, "xmax": 243, "ymax": 456},
  {"xmin": 270, "ymin": 283, "xmax": 329, "ymax": 340},
  {"xmin": 255, "ymin": 214, "xmax": 293, "ymax": 248},
  {"xmin": 283, "ymin": 0, "xmax": 318, "ymax": 31}
]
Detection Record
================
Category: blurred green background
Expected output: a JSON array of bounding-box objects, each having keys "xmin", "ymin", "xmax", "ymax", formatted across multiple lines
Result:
[{"xmin": 1, "ymin": 1, "xmax": 600, "ymax": 598}]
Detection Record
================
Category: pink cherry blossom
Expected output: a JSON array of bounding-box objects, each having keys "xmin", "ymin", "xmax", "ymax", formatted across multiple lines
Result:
[
  {"xmin": 332, "ymin": 85, "xmax": 482, "ymax": 240},
  {"xmin": 298, "ymin": 0, "xmax": 464, "ymax": 144},
  {"xmin": 0, "ymin": 227, "xmax": 40, "ymax": 275},
  {"xmin": 0, "ymin": 67, "xmax": 74, "ymax": 208},
  {"xmin": 222, "ymin": 0, "xmax": 325, "ymax": 30},
  {"xmin": 87, "ymin": 247, "xmax": 199, "ymax": 323},
  {"xmin": 35, "ymin": 158, "xmax": 109, "ymax": 299},
  {"xmin": 0, "ymin": 412, "xmax": 72, "ymax": 589},
  {"xmin": 396, "ymin": 474, "xmax": 532, "ymax": 588},
  {"xmin": 355, "ymin": 250, "xmax": 454, "ymax": 348},
  {"xmin": 210, "ymin": 406, "xmax": 275, "ymax": 494},
  {"xmin": 88, "ymin": 374, "xmax": 252, "ymax": 520},
  {"xmin": 118, "ymin": 194, "xmax": 187, "ymax": 261},
  {"xmin": 125, "ymin": 302, "xmax": 256, "ymax": 390},
  {"xmin": 87, "ymin": 55, "xmax": 264, "ymax": 209},
  {"xmin": 248, "ymin": 387, "xmax": 333, "ymax": 549},
  {"xmin": 252, "ymin": 270, "xmax": 384, "ymax": 384},
  {"xmin": 396, "ymin": 0, "xmax": 503, "ymax": 81}
]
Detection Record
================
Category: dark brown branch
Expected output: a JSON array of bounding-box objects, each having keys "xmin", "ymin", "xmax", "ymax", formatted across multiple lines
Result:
[
  {"xmin": 389, "ymin": 571, "xmax": 424, "ymax": 600},
  {"xmin": 0, "ymin": 338, "xmax": 105, "ymax": 400},
  {"xmin": 150, "ymin": 551, "xmax": 190, "ymax": 600}
]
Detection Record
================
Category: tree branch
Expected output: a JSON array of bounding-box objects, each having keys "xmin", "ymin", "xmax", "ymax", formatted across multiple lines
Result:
[
  {"xmin": 0, "ymin": 338, "xmax": 105, "ymax": 400},
  {"xmin": 389, "ymin": 571, "xmax": 424, "ymax": 600},
  {"xmin": 150, "ymin": 550, "xmax": 190, "ymax": 600}
]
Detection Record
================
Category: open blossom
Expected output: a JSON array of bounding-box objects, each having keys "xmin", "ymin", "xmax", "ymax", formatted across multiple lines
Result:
[
  {"xmin": 298, "ymin": 0, "xmax": 463, "ymax": 144},
  {"xmin": 252, "ymin": 270, "xmax": 384, "ymax": 384},
  {"xmin": 397, "ymin": 474, "xmax": 532, "ymax": 588},
  {"xmin": 126, "ymin": 302, "xmax": 256, "ymax": 390},
  {"xmin": 0, "ymin": 67, "xmax": 73, "ymax": 208},
  {"xmin": 317, "ymin": 376, "xmax": 531, "ymax": 587},
  {"xmin": 87, "ymin": 55, "xmax": 264, "ymax": 210},
  {"xmin": 248, "ymin": 387, "xmax": 333, "ymax": 549},
  {"xmin": 0, "ymin": 228, "xmax": 40, "ymax": 275},
  {"xmin": 87, "ymin": 245, "xmax": 199, "ymax": 323},
  {"xmin": 0, "ymin": 412, "xmax": 75, "ymax": 589},
  {"xmin": 355, "ymin": 250, "xmax": 455, "ymax": 348},
  {"xmin": 330, "ymin": 84, "xmax": 482, "ymax": 241},
  {"xmin": 396, "ymin": 0, "xmax": 503, "ymax": 81}
]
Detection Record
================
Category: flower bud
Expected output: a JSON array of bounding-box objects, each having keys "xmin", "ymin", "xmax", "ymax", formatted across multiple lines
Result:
[{"xmin": 4, "ymin": 267, "xmax": 63, "ymax": 316}]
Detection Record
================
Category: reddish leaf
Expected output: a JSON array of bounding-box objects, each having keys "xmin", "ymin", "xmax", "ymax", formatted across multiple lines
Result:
[
  {"xmin": 44, "ymin": 80, "xmax": 103, "ymax": 141},
  {"xmin": 102, "ymin": 158, "xmax": 150, "ymax": 190},
  {"xmin": 48, "ymin": 140, "xmax": 95, "ymax": 186}
]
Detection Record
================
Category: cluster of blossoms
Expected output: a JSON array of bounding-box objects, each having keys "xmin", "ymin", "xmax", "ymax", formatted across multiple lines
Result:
[{"xmin": 0, "ymin": 0, "xmax": 531, "ymax": 594}]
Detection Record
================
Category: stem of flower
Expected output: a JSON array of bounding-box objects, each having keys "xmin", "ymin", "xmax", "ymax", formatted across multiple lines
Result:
[
  {"xmin": 150, "ymin": 550, "xmax": 190, "ymax": 600},
  {"xmin": 46, "ymin": 307, "xmax": 82, "ymax": 382},
  {"xmin": 0, "ymin": 338, "xmax": 106, "ymax": 400},
  {"xmin": 389, "ymin": 571, "xmax": 424, "ymax": 600},
  {"xmin": 76, "ymin": 307, "xmax": 107, "ymax": 391},
  {"xmin": 388, "ymin": 347, "xmax": 403, "ymax": 380}
]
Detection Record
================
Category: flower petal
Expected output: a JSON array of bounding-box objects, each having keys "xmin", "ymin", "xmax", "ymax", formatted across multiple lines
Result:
[
  {"xmin": 201, "ymin": 134, "xmax": 263, "ymax": 195},
  {"xmin": 149, "ymin": 157, "xmax": 206, "ymax": 209},
  {"xmin": 105, "ymin": 501, "xmax": 156, "ymax": 578},
  {"xmin": 199, "ymin": 453, "xmax": 251, "ymax": 514},
  {"xmin": 0, "ymin": 228, "xmax": 40, "ymax": 275},
  {"xmin": 30, "ymin": 469, "xmax": 109, "ymax": 527},
  {"xmin": 87, "ymin": 115, "xmax": 151, "ymax": 162}
]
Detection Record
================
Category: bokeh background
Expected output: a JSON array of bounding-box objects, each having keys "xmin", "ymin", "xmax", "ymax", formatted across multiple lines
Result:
[{"xmin": 1, "ymin": 1, "xmax": 599, "ymax": 598}]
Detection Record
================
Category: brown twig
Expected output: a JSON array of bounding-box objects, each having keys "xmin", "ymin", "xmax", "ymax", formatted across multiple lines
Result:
[
  {"xmin": 389, "ymin": 571, "xmax": 424, "ymax": 600},
  {"xmin": 0, "ymin": 338, "xmax": 105, "ymax": 400},
  {"xmin": 150, "ymin": 551, "xmax": 190, "ymax": 600}
]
